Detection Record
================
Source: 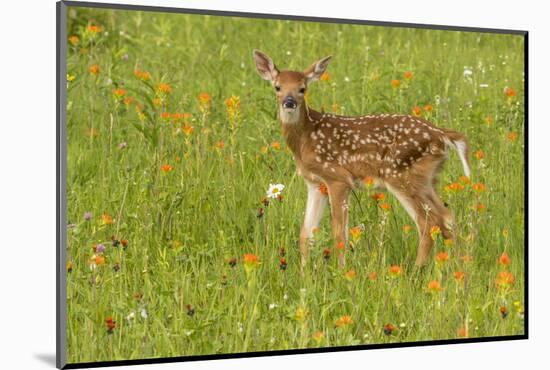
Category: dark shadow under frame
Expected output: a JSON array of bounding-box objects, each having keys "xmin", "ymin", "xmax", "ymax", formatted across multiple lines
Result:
[{"xmin": 56, "ymin": 1, "xmax": 529, "ymax": 368}]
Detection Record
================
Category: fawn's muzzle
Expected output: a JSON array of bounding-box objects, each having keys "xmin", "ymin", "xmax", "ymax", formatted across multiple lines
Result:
[{"xmin": 283, "ymin": 96, "xmax": 297, "ymax": 109}]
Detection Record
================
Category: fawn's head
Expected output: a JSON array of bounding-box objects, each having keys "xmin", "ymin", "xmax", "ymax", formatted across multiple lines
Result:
[{"xmin": 253, "ymin": 50, "xmax": 332, "ymax": 124}]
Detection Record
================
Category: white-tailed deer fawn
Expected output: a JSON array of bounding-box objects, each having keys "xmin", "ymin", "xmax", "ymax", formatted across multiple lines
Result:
[{"xmin": 253, "ymin": 50, "xmax": 470, "ymax": 268}]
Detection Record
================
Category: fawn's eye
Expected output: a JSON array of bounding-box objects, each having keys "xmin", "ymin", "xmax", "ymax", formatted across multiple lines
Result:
[
  {"xmin": 275, "ymin": 85, "xmax": 281, "ymax": 92},
  {"xmin": 299, "ymin": 87, "xmax": 306, "ymax": 94}
]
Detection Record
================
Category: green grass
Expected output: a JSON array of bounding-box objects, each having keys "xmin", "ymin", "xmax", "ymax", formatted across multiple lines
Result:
[{"xmin": 65, "ymin": 6, "xmax": 525, "ymax": 364}]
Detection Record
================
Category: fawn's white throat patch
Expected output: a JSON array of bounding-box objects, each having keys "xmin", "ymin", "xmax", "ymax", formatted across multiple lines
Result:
[{"xmin": 280, "ymin": 106, "xmax": 301, "ymax": 125}]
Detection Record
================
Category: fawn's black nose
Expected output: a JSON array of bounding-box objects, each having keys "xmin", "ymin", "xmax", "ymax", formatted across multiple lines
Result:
[{"xmin": 283, "ymin": 96, "xmax": 297, "ymax": 109}]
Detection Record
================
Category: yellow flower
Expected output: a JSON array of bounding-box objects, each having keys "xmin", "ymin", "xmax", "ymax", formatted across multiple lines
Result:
[
  {"xmin": 349, "ymin": 226, "xmax": 362, "ymax": 242},
  {"xmin": 68, "ymin": 35, "xmax": 79, "ymax": 46},
  {"xmin": 344, "ymin": 270, "xmax": 357, "ymax": 281},
  {"xmin": 295, "ymin": 307, "xmax": 309, "ymax": 322},
  {"xmin": 430, "ymin": 225, "xmax": 441, "ymax": 240}
]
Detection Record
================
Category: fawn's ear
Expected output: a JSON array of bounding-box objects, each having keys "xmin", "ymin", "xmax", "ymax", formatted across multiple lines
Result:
[
  {"xmin": 304, "ymin": 56, "xmax": 332, "ymax": 83},
  {"xmin": 253, "ymin": 50, "xmax": 279, "ymax": 81}
]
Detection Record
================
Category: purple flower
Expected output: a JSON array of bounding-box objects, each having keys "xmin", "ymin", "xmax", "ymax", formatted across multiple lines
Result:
[
  {"xmin": 118, "ymin": 142, "xmax": 128, "ymax": 149},
  {"xmin": 84, "ymin": 212, "xmax": 92, "ymax": 221},
  {"xmin": 96, "ymin": 244, "xmax": 106, "ymax": 254}
]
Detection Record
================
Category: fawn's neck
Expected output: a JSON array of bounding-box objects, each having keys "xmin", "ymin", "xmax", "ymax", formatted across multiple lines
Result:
[{"xmin": 280, "ymin": 105, "xmax": 316, "ymax": 159}]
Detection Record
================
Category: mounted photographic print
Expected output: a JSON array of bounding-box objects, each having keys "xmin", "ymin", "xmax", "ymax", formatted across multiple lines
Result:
[{"xmin": 57, "ymin": 1, "xmax": 528, "ymax": 368}]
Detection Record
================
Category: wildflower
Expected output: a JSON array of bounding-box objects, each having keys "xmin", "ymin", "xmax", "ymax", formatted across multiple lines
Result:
[
  {"xmin": 101, "ymin": 213, "xmax": 113, "ymax": 225},
  {"xmin": 319, "ymin": 182, "xmax": 329, "ymax": 196},
  {"xmin": 133, "ymin": 69, "xmax": 151, "ymax": 81},
  {"xmin": 371, "ymin": 192, "xmax": 385, "ymax": 201},
  {"xmin": 214, "ymin": 140, "xmax": 225, "ymax": 149},
  {"xmin": 502, "ymin": 228, "xmax": 509, "ymax": 238},
  {"xmin": 484, "ymin": 116, "xmax": 494, "ymax": 125},
  {"xmin": 320, "ymin": 72, "xmax": 330, "ymax": 81},
  {"xmin": 84, "ymin": 212, "xmax": 92, "ymax": 221},
  {"xmin": 504, "ymin": 87, "xmax": 516, "ymax": 97},
  {"xmin": 444, "ymin": 238, "xmax": 454, "ymax": 247},
  {"xmin": 68, "ymin": 35, "xmax": 79, "ymax": 45},
  {"xmin": 87, "ymin": 24, "xmax": 102, "ymax": 33},
  {"xmin": 445, "ymin": 182, "xmax": 465, "ymax": 192},
  {"xmin": 266, "ymin": 183, "xmax": 285, "ymax": 199},
  {"xmin": 112, "ymin": 88, "xmax": 127, "ymax": 98},
  {"xmin": 427, "ymin": 280, "xmax": 442, "ymax": 293},
  {"xmin": 507, "ymin": 132, "xmax": 518, "ymax": 142},
  {"xmin": 363, "ymin": 176, "xmax": 375, "ymax": 187},
  {"xmin": 198, "ymin": 92, "xmax": 212, "ymax": 106},
  {"xmin": 94, "ymin": 244, "xmax": 106, "ymax": 254},
  {"xmin": 412, "ymin": 106, "xmax": 422, "ymax": 116},
  {"xmin": 435, "ymin": 251, "xmax": 450, "ymax": 265},
  {"xmin": 88, "ymin": 64, "xmax": 100, "ymax": 75},
  {"xmin": 186, "ymin": 304, "xmax": 195, "ymax": 317},
  {"xmin": 475, "ymin": 203, "xmax": 486, "ymax": 212},
  {"xmin": 459, "ymin": 176, "xmax": 471, "ymax": 184},
  {"xmin": 335, "ymin": 315, "xmax": 353, "ymax": 328},
  {"xmin": 336, "ymin": 241, "xmax": 345, "ymax": 251},
  {"xmin": 322, "ymin": 248, "xmax": 331, "ymax": 261},
  {"xmin": 270, "ymin": 141, "xmax": 281, "ymax": 150},
  {"xmin": 344, "ymin": 270, "xmax": 356, "ymax": 281},
  {"xmin": 94, "ymin": 255, "xmax": 105, "ymax": 266},
  {"xmin": 368, "ymin": 271, "xmax": 378, "ymax": 281},
  {"xmin": 430, "ymin": 225, "xmax": 441, "ymax": 240},
  {"xmin": 182, "ymin": 124, "xmax": 194, "ymax": 136},
  {"xmin": 295, "ymin": 307, "xmax": 309, "ymax": 322},
  {"xmin": 388, "ymin": 264, "xmax": 402, "ymax": 277},
  {"xmin": 495, "ymin": 271, "xmax": 515, "ymax": 289},
  {"xmin": 153, "ymin": 98, "xmax": 162, "ymax": 106},
  {"xmin": 120, "ymin": 239, "xmax": 128, "ymax": 248},
  {"xmin": 123, "ymin": 97, "xmax": 134, "ymax": 106},
  {"xmin": 474, "ymin": 150, "xmax": 485, "ymax": 160},
  {"xmin": 67, "ymin": 74, "xmax": 76, "ymax": 82},
  {"xmin": 391, "ymin": 79, "xmax": 401, "ymax": 88},
  {"xmin": 499, "ymin": 306, "xmax": 508, "ymax": 319},
  {"xmin": 279, "ymin": 257, "xmax": 287, "ymax": 270},
  {"xmin": 403, "ymin": 71, "xmax": 413, "ymax": 80},
  {"xmin": 460, "ymin": 255, "xmax": 474, "ymax": 263},
  {"xmin": 383, "ymin": 323, "xmax": 396, "ymax": 335},
  {"xmin": 105, "ymin": 317, "xmax": 116, "ymax": 334},
  {"xmin": 472, "ymin": 183, "xmax": 486, "ymax": 193},
  {"xmin": 403, "ymin": 224, "xmax": 412, "ymax": 233},
  {"xmin": 243, "ymin": 253, "xmax": 260, "ymax": 268},
  {"xmin": 161, "ymin": 164, "xmax": 173, "ymax": 173},
  {"xmin": 224, "ymin": 95, "xmax": 241, "ymax": 110},
  {"xmin": 457, "ymin": 326, "xmax": 468, "ymax": 338},
  {"xmin": 312, "ymin": 331, "xmax": 325, "ymax": 344},
  {"xmin": 454, "ymin": 271, "xmax": 465, "ymax": 282},
  {"xmin": 126, "ymin": 311, "xmax": 136, "ymax": 322},
  {"xmin": 228, "ymin": 257, "xmax": 237, "ymax": 268},
  {"xmin": 256, "ymin": 208, "xmax": 264, "ymax": 219},
  {"xmin": 424, "ymin": 104, "xmax": 433, "ymax": 112},
  {"xmin": 66, "ymin": 261, "xmax": 73, "ymax": 273},
  {"xmin": 349, "ymin": 226, "xmax": 362, "ymax": 241},
  {"xmin": 112, "ymin": 262, "xmax": 120, "ymax": 272},
  {"xmin": 379, "ymin": 203, "xmax": 391, "ymax": 212},
  {"xmin": 157, "ymin": 83, "xmax": 172, "ymax": 94},
  {"xmin": 499, "ymin": 252, "xmax": 511, "ymax": 266},
  {"xmin": 161, "ymin": 111, "xmax": 171, "ymax": 120}
]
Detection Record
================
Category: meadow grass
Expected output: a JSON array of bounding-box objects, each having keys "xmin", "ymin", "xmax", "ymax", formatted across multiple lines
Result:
[{"xmin": 65, "ymin": 7, "xmax": 525, "ymax": 363}]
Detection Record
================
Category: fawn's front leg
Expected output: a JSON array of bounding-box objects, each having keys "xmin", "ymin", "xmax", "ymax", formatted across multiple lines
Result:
[
  {"xmin": 327, "ymin": 181, "xmax": 351, "ymax": 268},
  {"xmin": 299, "ymin": 181, "xmax": 328, "ymax": 269}
]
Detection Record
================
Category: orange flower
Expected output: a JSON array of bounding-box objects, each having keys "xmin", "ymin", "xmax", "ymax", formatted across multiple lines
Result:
[
  {"xmin": 243, "ymin": 253, "xmax": 260, "ymax": 267},
  {"xmin": 161, "ymin": 111, "xmax": 171, "ymax": 120},
  {"xmin": 457, "ymin": 326, "xmax": 469, "ymax": 338},
  {"xmin": 445, "ymin": 182, "xmax": 465, "ymax": 192},
  {"xmin": 379, "ymin": 203, "xmax": 391, "ymax": 212},
  {"xmin": 112, "ymin": 88, "xmax": 127, "ymax": 98},
  {"xmin": 507, "ymin": 131, "xmax": 518, "ymax": 142},
  {"xmin": 319, "ymin": 183, "xmax": 329, "ymax": 196},
  {"xmin": 123, "ymin": 97, "xmax": 134, "ymax": 106},
  {"xmin": 87, "ymin": 24, "xmax": 102, "ymax": 33},
  {"xmin": 312, "ymin": 331, "xmax": 325, "ymax": 343},
  {"xmin": 66, "ymin": 261, "xmax": 73, "ymax": 272},
  {"xmin": 157, "ymin": 83, "xmax": 172, "ymax": 94},
  {"xmin": 101, "ymin": 213, "xmax": 113, "ymax": 225},
  {"xmin": 270, "ymin": 141, "xmax": 281, "ymax": 150},
  {"xmin": 363, "ymin": 176, "xmax": 375, "ymax": 187},
  {"xmin": 336, "ymin": 241, "xmax": 345, "ymax": 251},
  {"xmin": 402, "ymin": 224, "xmax": 413, "ymax": 233},
  {"xmin": 388, "ymin": 264, "xmax": 402, "ymax": 277},
  {"xmin": 335, "ymin": 315, "xmax": 353, "ymax": 328},
  {"xmin": 344, "ymin": 270, "xmax": 357, "ymax": 281},
  {"xmin": 95, "ymin": 255, "xmax": 106, "ymax": 265},
  {"xmin": 68, "ymin": 35, "xmax": 79, "ymax": 45},
  {"xmin": 412, "ymin": 106, "xmax": 422, "ymax": 116},
  {"xmin": 430, "ymin": 225, "xmax": 441, "ymax": 240},
  {"xmin": 320, "ymin": 72, "xmax": 330, "ymax": 81},
  {"xmin": 427, "ymin": 280, "xmax": 442, "ymax": 293},
  {"xmin": 424, "ymin": 104, "xmax": 433, "ymax": 112},
  {"xmin": 499, "ymin": 306, "xmax": 509, "ymax": 318},
  {"xmin": 472, "ymin": 183, "xmax": 486, "ymax": 193},
  {"xmin": 88, "ymin": 64, "xmax": 100, "ymax": 75},
  {"xmin": 475, "ymin": 203, "xmax": 486, "ymax": 212},
  {"xmin": 153, "ymin": 98, "xmax": 162, "ymax": 106},
  {"xmin": 214, "ymin": 141, "xmax": 225, "ymax": 149},
  {"xmin": 368, "ymin": 271, "xmax": 378, "ymax": 281},
  {"xmin": 495, "ymin": 271, "xmax": 515, "ymax": 289},
  {"xmin": 383, "ymin": 323, "xmax": 396, "ymax": 335},
  {"xmin": 105, "ymin": 316, "xmax": 116, "ymax": 333},
  {"xmin": 198, "ymin": 92, "xmax": 212, "ymax": 105},
  {"xmin": 224, "ymin": 95, "xmax": 241, "ymax": 110},
  {"xmin": 498, "ymin": 252, "xmax": 511, "ymax": 266},
  {"xmin": 183, "ymin": 124, "xmax": 194, "ymax": 136},
  {"xmin": 459, "ymin": 176, "xmax": 471, "ymax": 184},
  {"xmin": 350, "ymin": 226, "xmax": 362, "ymax": 240},
  {"xmin": 371, "ymin": 192, "xmax": 385, "ymax": 201},
  {"xmin": 161, "ymin": 164, "xmax": 173, "ymax": 173},
  {"xmin": 133, "ymin": 69, "xmax": 151, "ymax": 81},
  {"xmin": 391, "ymin": 79, "xmax": 401, "ymax": 88},
  {"xmin": 504, "ymin": 87, "xmax": 516, "ymax": 97},
  {"xmin": 474, "ymin": 150, "xmax": 485, "ymax": 160},
  {"xmin": 403, "ymin": 71, "xmax": 413, "ymax": 80},
  {"xmin": 454, "ymin": 271, "xmax": 465, "ymax": 282},
  {"xmin": 435, "ymin": 251, "xmax": 450, "ymax": 264}
]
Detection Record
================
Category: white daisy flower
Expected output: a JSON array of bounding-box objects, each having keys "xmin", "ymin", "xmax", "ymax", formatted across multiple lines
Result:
[
  {"xmin": 266, "ymin": 183, "xmax": 285, "ymax": 199},
  {"xmin": 140, "ymin": 308, "xmax": 148, "ymax": 319},
  {"xmin": 126, "ymin": 311, "xmax": 136, "ymax": 321}
]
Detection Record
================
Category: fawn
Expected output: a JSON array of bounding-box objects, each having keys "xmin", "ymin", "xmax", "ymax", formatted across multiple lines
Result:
[{"xmin": 253, "ymin": 50, "xmax": 470, "ymax": 268}]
